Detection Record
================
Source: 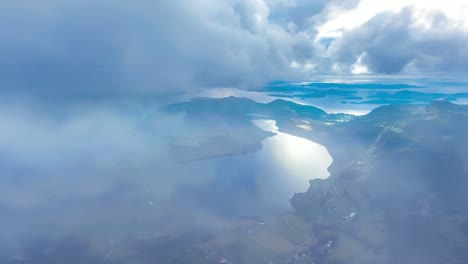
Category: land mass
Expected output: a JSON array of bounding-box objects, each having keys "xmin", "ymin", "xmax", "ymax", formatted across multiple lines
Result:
[
  {"xmin": 162, "ymin": 97, "xmax": 468, "ymax": 264},
  {"xmin": 162, "ymin": 97, "xmax": 352, "ymax": 162}
]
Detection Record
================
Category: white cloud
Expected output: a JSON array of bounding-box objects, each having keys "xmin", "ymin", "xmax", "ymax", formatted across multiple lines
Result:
[
  {"xmin": 316, "ymin": 0, "xmax": 468, "ymax": 39},
  {"xmin": 350, "ymin": 53, "xmax": 370, "ymax": 74},
  {"xmin": 329, "ymin": 6, "xmax": 468, "ymax": 75}
]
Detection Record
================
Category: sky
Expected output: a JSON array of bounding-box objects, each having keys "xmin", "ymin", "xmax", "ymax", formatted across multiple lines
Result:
[{"xmin": 0, "ymin": 0, "xmax": 467, "ymax": 96}]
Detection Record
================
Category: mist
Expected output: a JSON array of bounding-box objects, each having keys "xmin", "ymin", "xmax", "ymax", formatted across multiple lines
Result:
[{"xmin": 0, "ymin": 97, "xmax": 332, "ymax": 263}]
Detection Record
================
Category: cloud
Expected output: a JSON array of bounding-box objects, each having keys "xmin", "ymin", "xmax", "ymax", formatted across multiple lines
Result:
[
  {"xmin": 0, "ymin": 0, "xmax": 338, "ymax": 96},
  {"xmin": 0, "ymin": 1, "xmax": 467, "ymax": 97},
  {"xmin": 0, "ymin": 97, "xmax": 196, "ymax": 215},
  {"xmin": 330, "ymin": 7, "xmax": 468, "ymax": 74}
]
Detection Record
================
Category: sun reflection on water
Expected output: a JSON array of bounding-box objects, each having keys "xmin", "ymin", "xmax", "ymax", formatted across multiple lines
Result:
[{"xmin": 252, "ymin": 119, "xmax": 333, "ymax": 194}]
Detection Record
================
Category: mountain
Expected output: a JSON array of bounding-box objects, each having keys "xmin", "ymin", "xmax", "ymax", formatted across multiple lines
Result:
[
  {"xmin": 289, "ymin": 100, "xmax": 468, "ymax": 264},
  {"xmin": 162, "ymin": 96, "xmax": 352, "ymax": 122},
  {"xmin": 163, "ymin": 97, "xmax": 468, "ymax": 263}
]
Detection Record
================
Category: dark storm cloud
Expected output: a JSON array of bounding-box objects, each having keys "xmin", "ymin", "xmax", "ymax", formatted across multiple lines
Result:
[
  {"xmin": 332, "ymin": 7, "xmax": 468, "ymax": 74},
  {"xmin": 266, "ymin": 0, "xmax": 359, "ymax": 31},
  {"xmin": 267, "ymin": 0, "xmax": 325, "ymax": 30},
  {"xmin": 0, "ymin": 0, "xmax": 340, "ymax": 96},
  {"xmin": 1, "ymin": 1, "xmax": 466, "ymax": 97}
]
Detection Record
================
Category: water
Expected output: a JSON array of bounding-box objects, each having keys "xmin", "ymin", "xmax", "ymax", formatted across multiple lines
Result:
[
  {"xmin": 184, "ymin": 78, "xmax": 468, "ymax": 116},
  {"xmin": 248, "ymin": 119, "xmax": 332, "ymax": 211},
  {"xmin": 180, "ymin": 119, "xmax": 333, "ymax": 217}
]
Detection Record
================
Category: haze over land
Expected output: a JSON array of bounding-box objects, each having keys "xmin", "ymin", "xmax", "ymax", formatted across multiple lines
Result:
[{"xmin": 1, "ymin": 0, "xmax": 468, "ymax": 263}]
